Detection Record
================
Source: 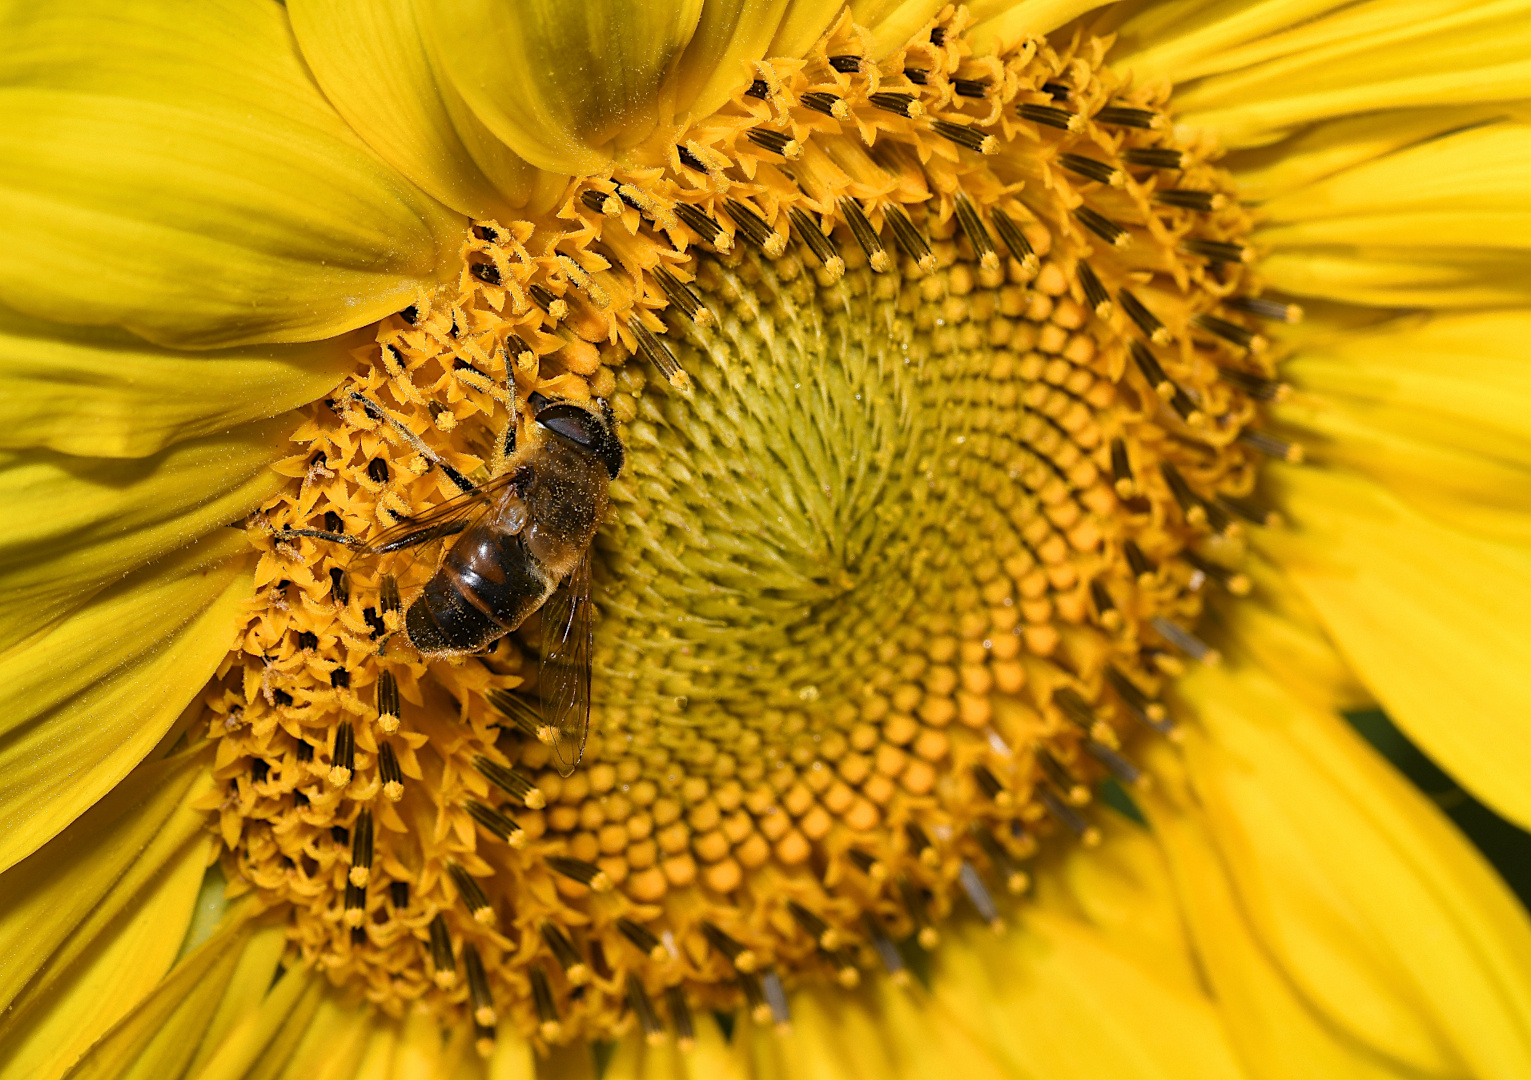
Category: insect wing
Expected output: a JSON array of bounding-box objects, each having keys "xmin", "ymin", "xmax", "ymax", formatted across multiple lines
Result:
[
  {"xmin": 347, "ymin": 471, "xmax": 519, "ymax": 596},
  {"xmin": 539, "ymin": 547, "xmax": 593, "ymax": 777}
]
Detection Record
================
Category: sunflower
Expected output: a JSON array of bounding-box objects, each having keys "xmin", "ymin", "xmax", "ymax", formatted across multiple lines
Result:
[{"xmin": 4, "ymin": 0, "xmax": 1531, "ymax": 1077}]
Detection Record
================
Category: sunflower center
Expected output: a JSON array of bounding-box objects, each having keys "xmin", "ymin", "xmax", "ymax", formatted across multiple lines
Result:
[{"xmin": 204, "ymin": 10, "xmax": 1294, "ymax": 1054}]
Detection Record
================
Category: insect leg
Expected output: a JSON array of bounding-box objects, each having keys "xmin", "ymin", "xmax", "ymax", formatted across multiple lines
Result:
[
  {"xmin": 277, "ymin": 526, "xmax": 364, "ymax": 548},
  {"xmin": 348, "ymin": 392, "xmax": 477, "ymax": 495}
]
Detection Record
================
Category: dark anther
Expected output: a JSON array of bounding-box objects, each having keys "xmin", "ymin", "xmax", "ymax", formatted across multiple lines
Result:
[
  {"xmin": 1182, "ymin": 238, "xmax": 1251, "ymax": 263},
  {"xmin": 799, "ymin": 91, "xmax": 843, "ymax": 117},
  {"xmin": 464, "ymin": 944, "xmax": 497, "ymax": 1026},
  {"xmin": 1170, "ymin": 387, "xmax": 1205, "ymax": 426},
  {"xmin": 1017, "ymin": 102, "xmax": 1079, "ymax": 130},
  {"xmin": 952, "ymin": 77, "xmax": 990, "ymax": 98},
  {"xmin": 544, "ymin": 856, "xmax": 609, "ymax": 891},
  {"xmin": 1091, "ymin": 578, "xmax": 1119, "ymax": 623},
  {"xmin": 366, "ymin": 457, "xmax": 389, "ymax": 483},
  {"xmin": 1224, "ymin": 295, "xmax": 1303, "ymax": 323},
  {"xmin": 389, "ymin": 880, "xmax": 409, "ymax": 909},
  {"xmin": 971, "ymin": 763, "xmax": 1009, "ymax": 805},
  {"xmin": 579, "ymin": 188, "xmax": 618, "ymax": 215},
  {"xmin": 331, "ymin": 721, "xmax": 356, "ymax": 777},
  {"xmin": 1184, "ymin": 549, "xmax": 1252, "ymax": 595},
  {"xmin": 331, "ymin": 825, "xmax": 349, "ymax": 845},
  {"xmin": 630, "ymin": 320, "xmax": 685, "ymax": 385},
  {"xmin": 972, "ymin": 826, "xmax": 1028, "ymax": 894},
  {"xmin": 1161, "ymin": 462, "xmax": 1212, "ymax": 528},
  {"xmin": 1193, "ymin": 312, "xmax": 1264, "ymax": 350},
  {"xmin": 382, "ymin": 343, "xmax": 405, "ymax": 374},
  {"xmin": 472, "ymin": 753, "xmax": 542, "ymax": 807},
  {"xmin": 1124, "ymin": 147, "xmax": 1186, "ymax": 169},
  {"xmin": 297, "ymin": 630, "xmax": 319, "ymax": 651},
  {"xmin": 1238, "ymin": 429, "xmax": 1303, "ymax": 462},
  {"xmin": 250, "ymin": 758, "xmax": 269, "ymax": 783},
  {"xmin": 310, "ymin": 450, "xmax": 327, "ymax": 466},
  {"xmin": 676, "ymin": 144, "xmax": 706, "ymax": 172},
  {"xmin": 487, "ymin": 688, "xmax": 542, "ymax": 739},
  {"xmin": 324, "ymin": 510, "xmax": 344, "ymax": 534},
  {"xmin": 884, "ymin": 205, "xmax": 936, "ymax": 272},
  {"xmin": 1128, "ymin": 339, "xmax": 1172, "ymax": 398},
  {"xmin": 673, "ymin": 202, "xmax": 724, "ymax": 244},
  {"xmin": 701, "ymin": 922, "xmax": 757, "ymax": 971},
  {"xmin": 1106, "ymin": 666, "xmax": 1173, "ymax": 735},
  {"xmin": 540, "ymin": 922, "xmax": 587, "ymax": 979},
  {"xmin": 838, "ymin": 197, "xmax": 889, "ymax": 272},
  {"xmin": 376, "ymin": 669, "xmax": 401, "ymax": 724},
  {"xmin": 1095, "ymin": 105, "xmax": 1160, "ymax": 129},
  {"xmin": 1109, "ymin": 436, "xmax": 1135, "ymax": 497},
  {"xmin": 469, "ymin": 261, "xmax": 502, "ymax": 286},
  {"xmin": 788, "ymin": 207, "xmax": 843, "ymax": 273},
  {"xmin": 828, "ymin": 54, "xmax": 861, "ymax": 73},
  {"xmin": 295, "ymin": 739, "xmax": 313, "ymax": 762},
  {"xmin": 428, "ymin": 913, "xmax": 456, "ymax": 981},
  {"xmin": 1218, "ymin": 493, "xmax": 1281, "ymax": 528},
  {"xmin": 846, "ymin": 848, "xmax": 884, "ymax": 879},
  {"xmin": 904, "ymin": 66, "xmax": 929, "ymax": 84},
  {"xmin": 1052, "ymin": 687, "xmax": 1099, "ymax": 735},
  {"xmin": 1124, "ymin": 539, "xmax": 1155, "ymax": 583},
  {"xmin": 958, "ymin": 861, "xmax": 1001, "ymax": 925},
  {"xmin": 446, "ymin": 861, "xmax": 493, "ymax": 918},
  {"xmin": 293, "ymin": 789, "xmax": 310, "ymax": 807},
  {"xmin": 930, "ymin": 25, "xmax": 947, "ymax": 44},
  {"xmin": 528, "ymin": 283, "xmax": 560, "ymax": 313},
  {"xmin": 329, "ymin": 567, "xmax": 348, "ymax": 605},
  {"xmin": 989, "ymin": 206, "xmax": 1034, "ymax": 265},
  {"xmin": 618, "ymin": 917, "xmax": 667, "ymax": 961},
  {"xmin": 1118, "ymin": 289, "xmax": 1169, "ymax": 344},
  {"xmin": 627, "ymin": 974, "xmax": 665, "ymax": 1043},
  {"xmin": 1076, "ymin": 205, "xmax": 1129, "ymax": 247},
  {"xmin": 1042, "ymin": 80, "xmax": 1071, "ymax": 100},
  {"xmin": 744, "ymin": 78, "xmax": 769, "ymax": 99},
  {"xmin": 351, "ymin": 925, "xmax": 367, "ymax": 946},
  {"xmin": 464, "ymin": 799, "xmax": 523, "ymax": 843},
  {"xmin": 1217, "ymin": 366, "xmax": 1286, "ymax": 402},
  {"xmin": 953, "ymin": 193, "xmax": 997, "ymax": 267},
  {"xmin": 904, "ymin": 820, "xmax": 934, "ymax": 859},
  {"xmin": 930, "ymin": 119, "xmax": 994, "ymax": 153},
  {"xmin": 869, "ymin": 92, "xmax": 920, "ymax": 117},
  {"xmin": 1076, "ymin": 259, "xmax": 1112, "ymax": 317},
  {"xmin": 399, "ymin": 304, "xmax": 418, "ymax": 325},
  {"xmin": 666, "ymin": 986, "xmax": 695, "ymax": 1047},
  {"xmin": 272, "ymin": 689, "xmax": 293, "ymax": 707},
  {"xmin": 788, "ymin": 901, "xmax": 836, "ymax": 948},
  {"xmin": 329, "ymin": 668, "xmax": 350, "ymax": 689},
  {"xmin": 653, "ymin": 266, "xmax": 708, "ymax": 323},
  {"xmin": 1154, "ymin": 188, "xmax": 1220, "ymax": 211},
  {"xmin": 1058, "ymin": 152, "xmax": 1121, "ymax": 185},
  {"xmin": 351, "ymin": 809, "xmax": 374, "ymax": 874},
  {"xmin": 1088, "ymin": 741, "xmax": 1143, "ymax": 785},
  {"xmin": 530, "ymin": 966, "xmax": 559, "ymax": 1034},
  {"xmin": 472, "ymin": 223, "xmax": 499, "ymax": 242},
  {"xmin": 379, "ymin": 741, "xmax": 403, "ymax": 790},
  {"xmin": 745, "ymin": 128, "xmax": 796, "ymax": 156}
]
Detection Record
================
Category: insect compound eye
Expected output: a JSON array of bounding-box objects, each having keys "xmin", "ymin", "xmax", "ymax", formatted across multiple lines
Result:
[{"xmin": 534, "ymin": 402, "xmax": 625, "ymax": 480}]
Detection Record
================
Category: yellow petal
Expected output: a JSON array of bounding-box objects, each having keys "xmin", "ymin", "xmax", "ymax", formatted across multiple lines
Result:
[
  {"xmin": 1267, "ymin": 464, "xmax": 1531, "ymax": 832},
  {"xmin": 415, "ymin": 0, "xmax": 705, "ymax": 175},
  {"xmin": 287, "ymin": 0, "xmax": 557, "ymax": 220},
  {"xmin": 1154, "ymin": 655, "xmax": 1531, "ymax": 1078},
  {"xmin": 0, "ymin": 746, "xmax": 209, "ymax": 1017},
  {"xmin": 185, "ymin": 965, "xmax": 323, "ymax": 1080},
  {"xmin": 0, "ymin": 416, "xmax": 293, "ymax": 652},
  {"xmin": 269, "ymin": 995, "xmax": 375, "ymax": 1080},
  {"xmin": 0, "ymin": 529, "xmax": 253, "ymax": 872},
  {"xmin": 0, "ymin": 832, "xmax": 210, "ymax": 1080},
  {"xmin": 670, "ymin": 1, "xmax": 792, "ymax": 123},
  {"xmin": 1168, "ymin": 1, "xmax": 1531, "ymax": 146},
  {"xmin": 181, "ymin": 923, "xmax": 290, "ymax": 1079},
  {"xmin": 765, "ymin": 6, "xmax": 844, "ymax": 61},
  {"xmin": 0, "ymin": 0, "xmax": 462, "ymax": 350},
  {"xmin": 0, "ymin": 303, "xmax": 356, "ymax": 459},
  {"xmin": 970, "ymin": 0, "xmax": 1118, "ymax": 54},
  {"xmin": 929, "ymin": 914, "xmax": 1250, "ymax": 1080},
  {"xmin": 850, "ymin": 1, "xmax": 947, "ymax": 59},
  {"xmin": 62, "ymin": 910, "xmax": 258, "ymax": 1080}
]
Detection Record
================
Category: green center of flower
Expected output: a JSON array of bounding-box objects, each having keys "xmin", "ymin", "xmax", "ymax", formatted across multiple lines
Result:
[{"xmin": 204, "ymin": 10, "xmax": 1294, "ymax": 1054}]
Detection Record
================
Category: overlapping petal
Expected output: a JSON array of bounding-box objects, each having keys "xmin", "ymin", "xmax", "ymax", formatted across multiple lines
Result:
[{"xmin": 0, "ymin": 0, "xmax": 463, "ymax": 350}]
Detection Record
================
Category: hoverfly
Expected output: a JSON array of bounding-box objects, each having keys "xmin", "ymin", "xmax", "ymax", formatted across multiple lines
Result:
[{"xmin": 295, "ymin": 389, "xmax": 624, "ymax": 776}]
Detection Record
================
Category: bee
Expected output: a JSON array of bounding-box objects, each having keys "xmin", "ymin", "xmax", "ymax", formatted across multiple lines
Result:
[{"xmin": 301, "ymin": 389, "xmax": 623, "ymax": 776}]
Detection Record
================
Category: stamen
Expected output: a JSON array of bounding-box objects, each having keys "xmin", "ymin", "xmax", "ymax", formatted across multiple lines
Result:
[
  {"xmin": 1153, "ymin": 188, "xmax": 1225, "ymax": 211},
  {"xmin": 1218, "ymin": 366, "xmax": 1287, "ymax": 402},
  {"xmin": 846, "ymin": 848, "xmax": 887, "ymax": 882},
  {"xmin": 1017, "ymin": 102, "xmax": 1081, "ymax": 130},
  {"xmin": 666, "ymin": 986, "xmax": 696, "ymax": 1051},
  {"xmin": 329, "ymin": 567, "xmax": 347, "ymax": 605},
  {"xmin": 904, "ymin": 821, "xmax": 941, "ymax": 870},
  {"xmin": 1160, "ymin": 462, "xmax": 1209, "ymax": 528},
  {"xmin": 788, "ymin": 207, "xmax": 846, "ymax": 280},
  {"xmin": 789, "ymin": 901, "xmax": 840, "ymax": 949},
  {"xmin": 447, "ymin": 862, "xmax": 497, "ymax": 925},
  {"xmin": 723, "ymin": 199, "xmax": 786, "ymax": 256},
  {"xmin": 868, "ymin": 92, "xmax": 924, "ymax": 118},
  {"xmin": 376, "ymin": 670, "xmax": 400, "ymax": 734},
  {"xmin": 760, "ymin": 970, "xmax": 791, "ymax": 1028},
  {"xmin": 1075, "ymin": 206, "xmax": 1130, "ymax": 248},
  {"xmin": 251, "ymin": 758, "xmax": 269, "ymax": 783},
  {"xmin": 470, "ymin": 261, "xmax": 502, "ymax": 287},
  {"xmin": 1058, "ymin": 153, "xmax": 1123, "ymax": 186},
  {"xmin": 429, "ymin": 914, "xmax": 457, "ymax": 988},
  {"xmin": 1110, "ymin": 437, "xmax": 1136, "ymax": 497},
  {"xmin": 674, "ymin": 203, "xmax": 728, "ymax": 249},
  {"xmin": 1192, "ymin": 313, "xmax": 1267, "ymax": 352},
  {"xmin": 957, "ymin": 861, "xmax": 1003, "ymax": 927},
  {"xmin": 295, "ymin": 739, "xmax": 313, "ymax": 762},
  {"xmin": 839, "ymin": 198, "xmax": 891, "ymax": 272},
  {"xmin": 329, "ymin": 722, "xmax": 354, "ymax": 786},
  {"xmin": 631, "ymin": 320, "xmax": 689, "ymax": 389},
  {"xmin": 1123, "ymin": 147, "xmax": 1185, "ymax": 169},
  {"xmin": 465, "ymin": 799, "xmax": 526, "ymax": 847},
  {"xmin": 799, "ymin": 91, "xmax": 850, "ymax": 119},
  {"xmin": 617, "ymin": 918, "xmax": 669, "ymax": 962},
  {"xmin": 1150, "ymin": 616, "xmax": 1221, "ymax": 666},
  {"xmin": 1218, "ymin": 493, "xmax": 1281, "ymax": 528},
  {"xmin": 989, "ymin": 207, "xmax": 1039, "ymax": 273},
  {"xmin": 971, "ymin": 764, "xmax": 1013, "ymax": 808},
  {"xmin": 653, "ymin": 267, "xmax": 713, "ymax": 326},
  {"xmin": 738, "ymin": 972, "xmax": 771, "ymax": 1025},
  {"xmin": 1041, "ymin": 80, "xmax": 1071, "ymax": 100},
  {"xmin": 540, "ymin": 922, "xmax": 590, "ymax": 984},
  {"xmin": 1181, "ymin": 238, "xmax": 1252, "ymax": 264},
  {"xmin": 930, "ymin": 119, "xmax": 998, "ymax": 154},
  {"xmin": 1238, "ymin": 429, "xmax": 1304, "ymax": 462},
  {"xmin": 863, "ymin": 916, "xmax": 910, "ymax": 984},
  {"xmin": 1037, "ymin": 747, "xmax": 1091, "ymax": 804},
  {"xmin": 903, "ymin": 67, "xmax": 929, "ymax": 85},
  {"xmin": 580, "ymin": 188, "xmax": 622, "ymax": 216},
  {"xmin": 528, "ymin": 284, "xmax": 567, "ymax": 321},
  {"xmin": 1076, "ymin": 259, "xmax": 1112, "ymax": 317},
  {"xmin": 972, "ymin": 827, "xmax": 1029, "ymax": 894},
  {"xmin": 390, "ymin": 880, "xmax": 409, "ymax": 909},
  {"xmin": 745, "ymin": 128, "xmax": 802, "ymax": 159},
  {"xmin": 1038, "ymin": 788, "xmax": 1101, "ymax": 846},
  {"xmin": 544, "ymin": 856, "xmax": 612, "ymax": 893},
  {"xmin": 1224, "ymin": 295, "xmax": 1303, "ymax": 323},
  {"xmin": 1183, "ymin": 550, "xmax": 1252, "ymax": 595},
  {"xmin": 1092, "ymin": 580, "xmax": 1123, "ymax": 632},
  {"xmin": 344, "ymin": 881, "xmax": 365, "ymax": 925},
  {"xmin": 1128, "ymin": 339, "xmax": 1175, "ymax": 399},
  {"xmin": 744, "ymin": 78, "xmax": 769, "ymax": 99},
  {"xmin": 487, "ymin": 688, "xmax": 542, "ymax": 738},
  {"xmin": 349, "ymin": 808, "xmax": 374, "ymax": 887},
  {"xmin": 828, "ymin": 54, "xmax": 862, "ymax": 73},
  {"xmin": 952, "ymin": 77, "xmax": 990, "ymax": 98},
  {"xmin": 1118, "ymin": 289, "xmax": 1171, "ymax": 345},
  {"xmin": 1170, "ymin": 387, "xmax": 1206, "ymax": 428},
  {"xmin": 530, "ymin": 966, "xmax": 561, "ymax": 1040},
  {"xmin": 898, "ymin": 877, "xmax": 939, "ymax": 947},
  {"xmin": 627, "ymin": 975, "xmax": 666, "ymax": 1045},
  {"xmin": 883, "ymin": 205, "xmax": 938, "ymax": 272},
  {"xmin": 464, "ymin": 943, "xmax": 497, "ymax": 1027},
  {"xmin": 701, "ymin": 922, "xmax": 758, "ymax": 972},
  {"xmin": 1093, "ymin": 105, "xmax": 1163, "ymax": 129},
  {"xmin": 952, "ymin": 193, "xmax": 999, "ymax": 270},
  {"xmin": 472, "ymin": 754, "xmax": 545, "ymax": 808}
]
